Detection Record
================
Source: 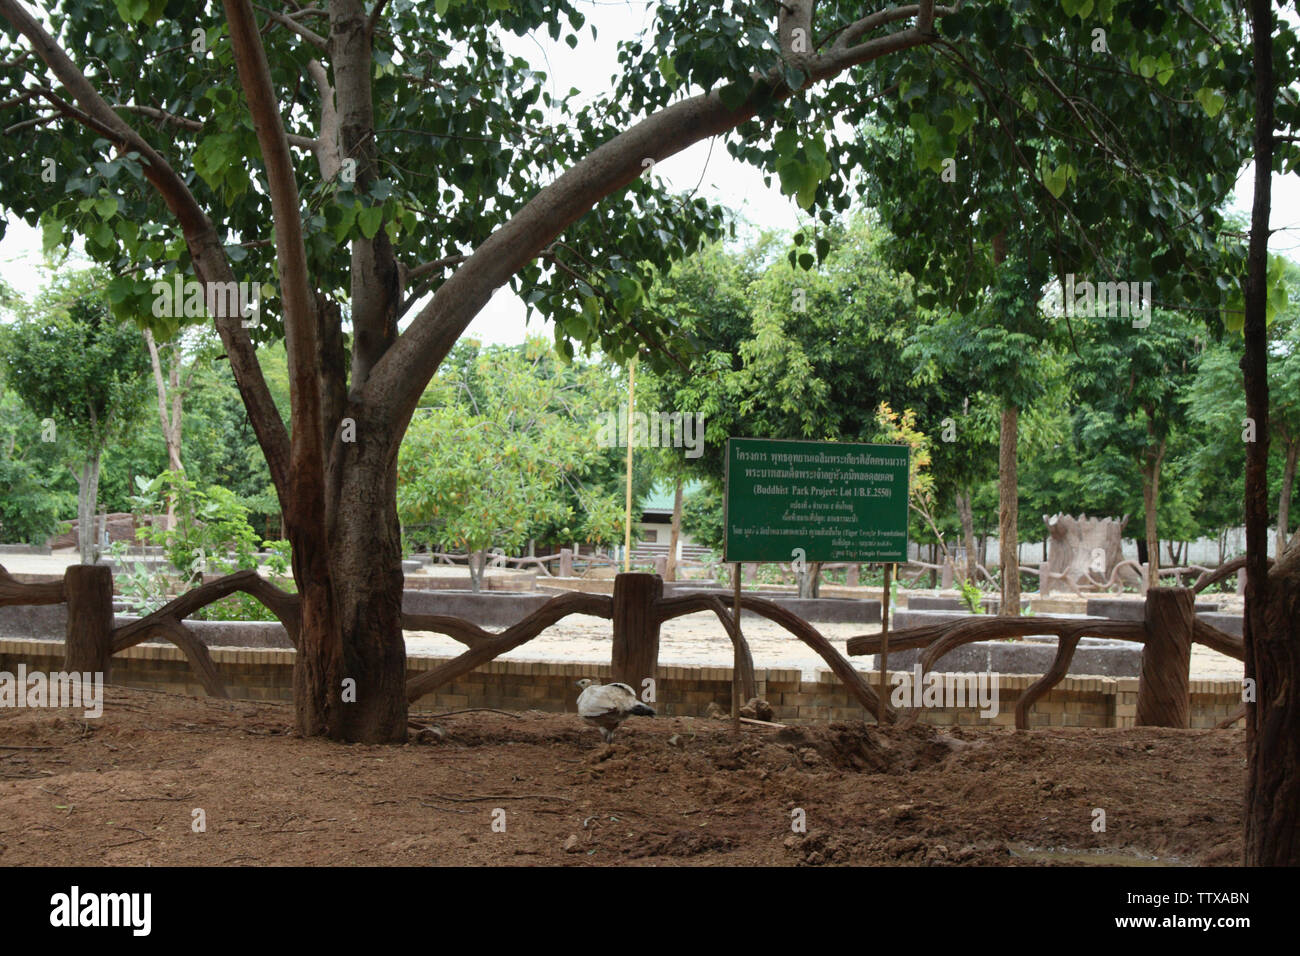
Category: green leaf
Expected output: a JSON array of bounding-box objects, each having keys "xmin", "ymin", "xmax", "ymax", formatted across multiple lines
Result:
[
  {"xmin": 1043, "ymin": 165, "xmax": 1069, "ymax": 198},
  {"xmin": 113, "ymin": 0, "xmax": 149, "ymax": 24},
  {"xmin": 106, "ymin": 275, "xmax": 134, "ymax": 304},
  {"xmin": 333, "ymin": 202, "xmax": 359, "ymax": 243},
  {"xmin": 41, "ymin": 217, "xmax": 64, "ymax": 257},
  {"xmin": 1222, "ymin": 286, "xmax": 1245, "ymax": 333},
  {"xmin": 717, "ymin": 82, "xmax": 749, "ymax": 113},
  {"xmin": 357, "ymin": 205, "xmax": 383, "ymax": 240},
  {"xmin": 658, "ymin": 55, "xmax": 680, "ymax": 90},
  {"xmin": 1155, "ymin": 53, "xmax": 1174, "ymax": 86},
  {"xmin": 1195, "ymin": 87, "xmax": 1225, "ymax": 119}
]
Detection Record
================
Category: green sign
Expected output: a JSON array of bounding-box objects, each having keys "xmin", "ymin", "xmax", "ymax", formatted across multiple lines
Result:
[{"xmin": 723, "ymin": 438, "xmax": 910, "ymax": 563}]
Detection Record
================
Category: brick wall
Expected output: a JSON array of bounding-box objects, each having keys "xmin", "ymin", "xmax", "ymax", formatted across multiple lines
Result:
[{"xmin": 0, "ymin": 638, "xmax": 1242, "ymax": 728}]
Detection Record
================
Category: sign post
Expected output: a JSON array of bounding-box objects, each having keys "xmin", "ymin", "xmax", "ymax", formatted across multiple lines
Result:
[
  {"xmin": 879, "ymin": 562, "xmax": 893, "ymax": 726},
  {"xmin": 732, "ymin": 562, "xmax": 742, "ymax": 734},
  {"xmin": 723, "ymin": 438, "xmax": 909, "ymax": 564},
  {"xmin": 724, "ymin": 437, "xmax": 909, "ymax": 725}
]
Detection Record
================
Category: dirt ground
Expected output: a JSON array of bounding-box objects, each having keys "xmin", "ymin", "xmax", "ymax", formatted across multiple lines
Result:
[{"xmin": 0, "ymin": 685, "xmax": 1243, "ymax": 867}]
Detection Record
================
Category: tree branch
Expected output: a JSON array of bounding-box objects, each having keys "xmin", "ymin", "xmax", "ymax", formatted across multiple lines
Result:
[
  {"xmin": 304, "ymin": 58, "xmax": 340, "ymax": 180},
  {"xmin": 366, "ymin": 0, "xmax": 390, "ymax": 36},
  {"xmin": 222, "ymin": 0, "xmax": 326, "ymax": 534},
  {"xmin": 370, "ymin": 3, "xmax": 952, "ymax": 422},
  {"xmin": 116, "ymin": 102, "xmax": 319, "ymax": 149},
  {"xmin": 254, "ymin": 1, "xmax": 328, "ymax": 48},
  {"xmin": 330, "ymin": 0, "xmax": 401, "ymax": 394}
]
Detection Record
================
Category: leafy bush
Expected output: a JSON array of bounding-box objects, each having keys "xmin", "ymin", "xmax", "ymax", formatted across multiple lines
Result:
[{"xmin": 117, "ymin": 470, "xmax": 294, "ymax": 621}]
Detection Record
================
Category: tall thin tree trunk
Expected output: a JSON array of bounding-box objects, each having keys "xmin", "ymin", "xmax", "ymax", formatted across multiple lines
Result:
[
  {"xmin": 1276, "ymin": 440, "xmax": 1298, "ymax": 555},
  {"xmin": 144, "ymin": 330, "xmax": 185, "ymax": 530},
  {"xmin": 74, "ymin": 454, "xmax": 101, "ymax": 565},
  {"xmin": 666, "ymin": 474, "xmax": 683, "ymax": 582},
  {"xmin": 1138, "ymin": 450, "xmax": 1170, "ymax": 590},
  {"xmin": 956, "ymin": 489, "xmax": 976, "ymax": 583},
  {"xmin": 797, "ymin": 561, "xmax": 822, "ymax": 598},
  {"xmin": 1243, "ymin": 0, "xmax": 1300, "ymax": 865},
  {"xmin": 998, "ymin": 405, "xmax": 1020, "ymax": 615}
]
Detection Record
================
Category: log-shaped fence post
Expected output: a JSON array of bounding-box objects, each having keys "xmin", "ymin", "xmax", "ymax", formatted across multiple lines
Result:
[
  {"xmin": 611, "ymin": 573, "xmax": 662, "ymax": 692},
  {"xmin": 64, "ymin": 564, "xmax": 114, "ymax": 677},
  {"xmin": 559, "ymin": 548, "xmax": 573, "ymax": 577},
  {"xmin": 1136, "ymin": 586, "xmax": 1194, "ymax": 728}
]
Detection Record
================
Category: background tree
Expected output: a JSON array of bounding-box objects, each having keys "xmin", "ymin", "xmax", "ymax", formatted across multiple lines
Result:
[
  {"xmin": 1070, "ymin": 308, "xmax": 1205, "ymax": 586},
  {"xmin": 0, "ymin": 373, "xmax": 73, "ymax": 543},
  {"xmin": 397, "ymin": 337, "xmax": 625, "ymax": 591},
  {"xmin": 903, "ymin": 262, "xmax": 1060, "ymax": 604},
  {"xmin": 0, "ymin": 269, "xmax": 150, "ymax": 562},
  {"xmin": 853, "ymin": 1, "xmax": 1253, "ymax": 613},
  {"xmin": 1188, "ymin": 277, "xmax": 1300, "ymax": 555},
  {"xmin": 636, "ymin": 239, "xmax": 757, "ymax": 579}
]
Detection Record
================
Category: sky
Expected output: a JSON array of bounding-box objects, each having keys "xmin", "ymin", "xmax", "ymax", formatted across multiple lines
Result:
[{"xmin": 1, "ymin": 1, "xmax": 1296, "ymax": 342}]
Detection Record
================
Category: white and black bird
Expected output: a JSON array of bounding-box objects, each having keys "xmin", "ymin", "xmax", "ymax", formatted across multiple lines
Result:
[{"xmin": 575, "ymin": 679, "xmax": 655, "ymax": 744}]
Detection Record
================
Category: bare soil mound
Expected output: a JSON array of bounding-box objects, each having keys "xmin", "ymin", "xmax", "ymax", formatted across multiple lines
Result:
[{"xmin": 0, "ymin": 686, "xmax": 1243, "ymax": 866}]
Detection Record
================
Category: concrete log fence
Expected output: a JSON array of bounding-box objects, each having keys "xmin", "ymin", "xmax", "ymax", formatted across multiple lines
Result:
[
  {"xmin": 2, "ymin": 561, "xmax": 1244, "ymax": 734},
  {"xmin": 846, "ymin": 585, "xmax": 1243, "ymax": 730}
]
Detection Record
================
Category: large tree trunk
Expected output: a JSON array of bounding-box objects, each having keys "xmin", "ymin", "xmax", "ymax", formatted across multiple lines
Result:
[
  {"xmin": 1251, "ymin": 553, "xmax": 1300, "ymax": 862},
  {"xmin": 998, "ymin": 405, "xmax": 1021, "ymax": 615},
  {"xmin": 293, "ymin": 442, "xmax": 408, "ymax": 743},
  {"xmin": 1243, "ymin": 0, "xmax": 1300, "ymax": 865},
  {"xmin": 665, "ymin": 474, "xmax": 683, "ymax": 582},
  {"xmin": 955, "ymin": 489, "xmax": 977, "ymax": 583},
  {"xmin": 1277, "ymin": 440, "xmax": 1298, "ymax": 555}
]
